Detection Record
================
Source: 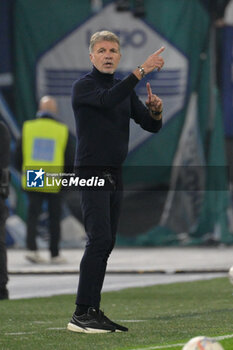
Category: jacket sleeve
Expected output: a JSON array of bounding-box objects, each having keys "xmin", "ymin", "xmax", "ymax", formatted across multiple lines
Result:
[
  {"xmin": 130, "ymin": 90, "xmax": 162, "ymax": 133},
  {"xmin": 72, "ymin": 74, "xmax": 139, "ymax": 110}
]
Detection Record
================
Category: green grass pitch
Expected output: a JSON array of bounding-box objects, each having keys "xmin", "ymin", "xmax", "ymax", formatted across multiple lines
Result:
[{"xmin": 0, "ymin": 277, "xmax": 232, "ymax": 350}]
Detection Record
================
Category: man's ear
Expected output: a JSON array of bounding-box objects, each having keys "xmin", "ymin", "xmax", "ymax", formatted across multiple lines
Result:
[{"xmin": 89, "ymin": 53, "xmax": 94, "ymax": 63}]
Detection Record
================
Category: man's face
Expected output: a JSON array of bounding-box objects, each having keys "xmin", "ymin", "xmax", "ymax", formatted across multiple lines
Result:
[{"xmin": 90, "ymin": 40, "xmax": 121, "ymax": 74}]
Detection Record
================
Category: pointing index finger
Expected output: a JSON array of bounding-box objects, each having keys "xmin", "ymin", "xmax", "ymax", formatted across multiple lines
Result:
[
  {"xmin": 146, "ymin": 82, "xmax": 152, "ymax": 102},
  {"xmin": 154, "ymin": 46, "xmax": 165, "ymax": 55}
]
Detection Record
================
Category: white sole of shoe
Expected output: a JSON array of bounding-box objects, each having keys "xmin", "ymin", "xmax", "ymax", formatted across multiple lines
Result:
[{"xmin": 67, "ymin": 322, "xmax": 113, "ymax": 334}]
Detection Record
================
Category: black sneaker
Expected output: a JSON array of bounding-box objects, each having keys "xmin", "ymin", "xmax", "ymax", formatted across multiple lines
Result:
[
  {"xmin": 0, "ymin": 287, "xmax": 9, "ymax": 300},
  {"xmin": 67, "ymin": 307, "xmax": 116, "ymax": 333},
  {"xmin": 100, "ymin": 311, "xmax": 128, "ymax": 332}
]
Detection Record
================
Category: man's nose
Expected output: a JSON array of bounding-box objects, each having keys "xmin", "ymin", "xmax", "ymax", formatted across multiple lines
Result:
[{"xmin": 105, "ymin": 52, "xmax": 113, "ymax": 58}]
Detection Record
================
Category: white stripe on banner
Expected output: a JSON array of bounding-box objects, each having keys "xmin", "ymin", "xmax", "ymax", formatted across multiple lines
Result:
[{"xmin": 160, "ymin": 93, "xmax": 206, "ymax": 236}]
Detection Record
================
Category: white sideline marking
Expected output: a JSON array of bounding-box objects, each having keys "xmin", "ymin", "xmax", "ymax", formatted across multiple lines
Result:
[
  {"xmin": 215, "ymin": 334, "xmax": 233, "ymax": 341},
  {"xmin": 129, "ymin": 344, "xmax": 184, "ymax": 350},
  {"xmin": 5, "ymin": 332, "xmax": 36, "ymax": 335},
  {"xmin": 118, "ymin": 320, "xmax": 146, "ymax": 323},
  {"xmin": 31, "ymin": 321, "xmax": 52, "ymax": 324},
  {"xmin": 47, "ymin": 327, "xmax": 65, "ymax": 330},
  {"xmin": 128, "ymin": 334, "xmax": 233, "ymax": 350},
  {"xmin": 5, "ymin": 328, "xmax": 65, "ymax": 335}
]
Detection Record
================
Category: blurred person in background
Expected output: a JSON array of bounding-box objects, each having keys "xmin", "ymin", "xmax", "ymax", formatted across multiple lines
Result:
[
  {"xmin": 15, "ymin": 96, "xmax": 75, "ymax": 264},
  {"xmin": 91, "ymin": 0, "xmax": 146, "ymax": 17},
  {"xmin": 115, "ymin": 0, "xmax": 145, "ymax": 17},
  {"xmin": 0, "ymin": 121, "xmax": 10, "ymax": 300},
  {"xmin": 67, "ymin": 30, "xmax": 164, "ymax": 334}
]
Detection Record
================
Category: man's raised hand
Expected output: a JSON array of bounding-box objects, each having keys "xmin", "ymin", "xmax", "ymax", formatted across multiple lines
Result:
[
  {"xmin": 142, "ymin": 46, "xmax": 165, "ymax": 74},
  {"xmin": 145, "ymin": 82, "xmax": 163, "ymax": 115}
]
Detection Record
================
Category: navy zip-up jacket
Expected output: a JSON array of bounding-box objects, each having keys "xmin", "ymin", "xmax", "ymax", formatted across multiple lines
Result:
[{"xmin": 72, "ymin": 66, "xmax": 162, "ymax": 167}]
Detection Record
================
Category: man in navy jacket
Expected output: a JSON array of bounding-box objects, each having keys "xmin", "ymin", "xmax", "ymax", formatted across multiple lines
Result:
[{"xmin": 68, "ymin": 30, "xmax": 164, "ymax": 334}]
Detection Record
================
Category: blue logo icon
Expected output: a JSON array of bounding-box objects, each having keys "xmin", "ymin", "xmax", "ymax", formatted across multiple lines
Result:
[{"xmin": 26, "ymin": 168, "xmax": 45, "ymax": 188}]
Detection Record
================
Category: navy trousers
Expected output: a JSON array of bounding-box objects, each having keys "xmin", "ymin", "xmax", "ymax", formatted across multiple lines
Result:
[
  {"xmin": 76, "ymin": 168, "xmax": 123, "ymax": 309},
  {"xmin": 0, "ymin": 197, "xmax": 8, "ymax": 289}
]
